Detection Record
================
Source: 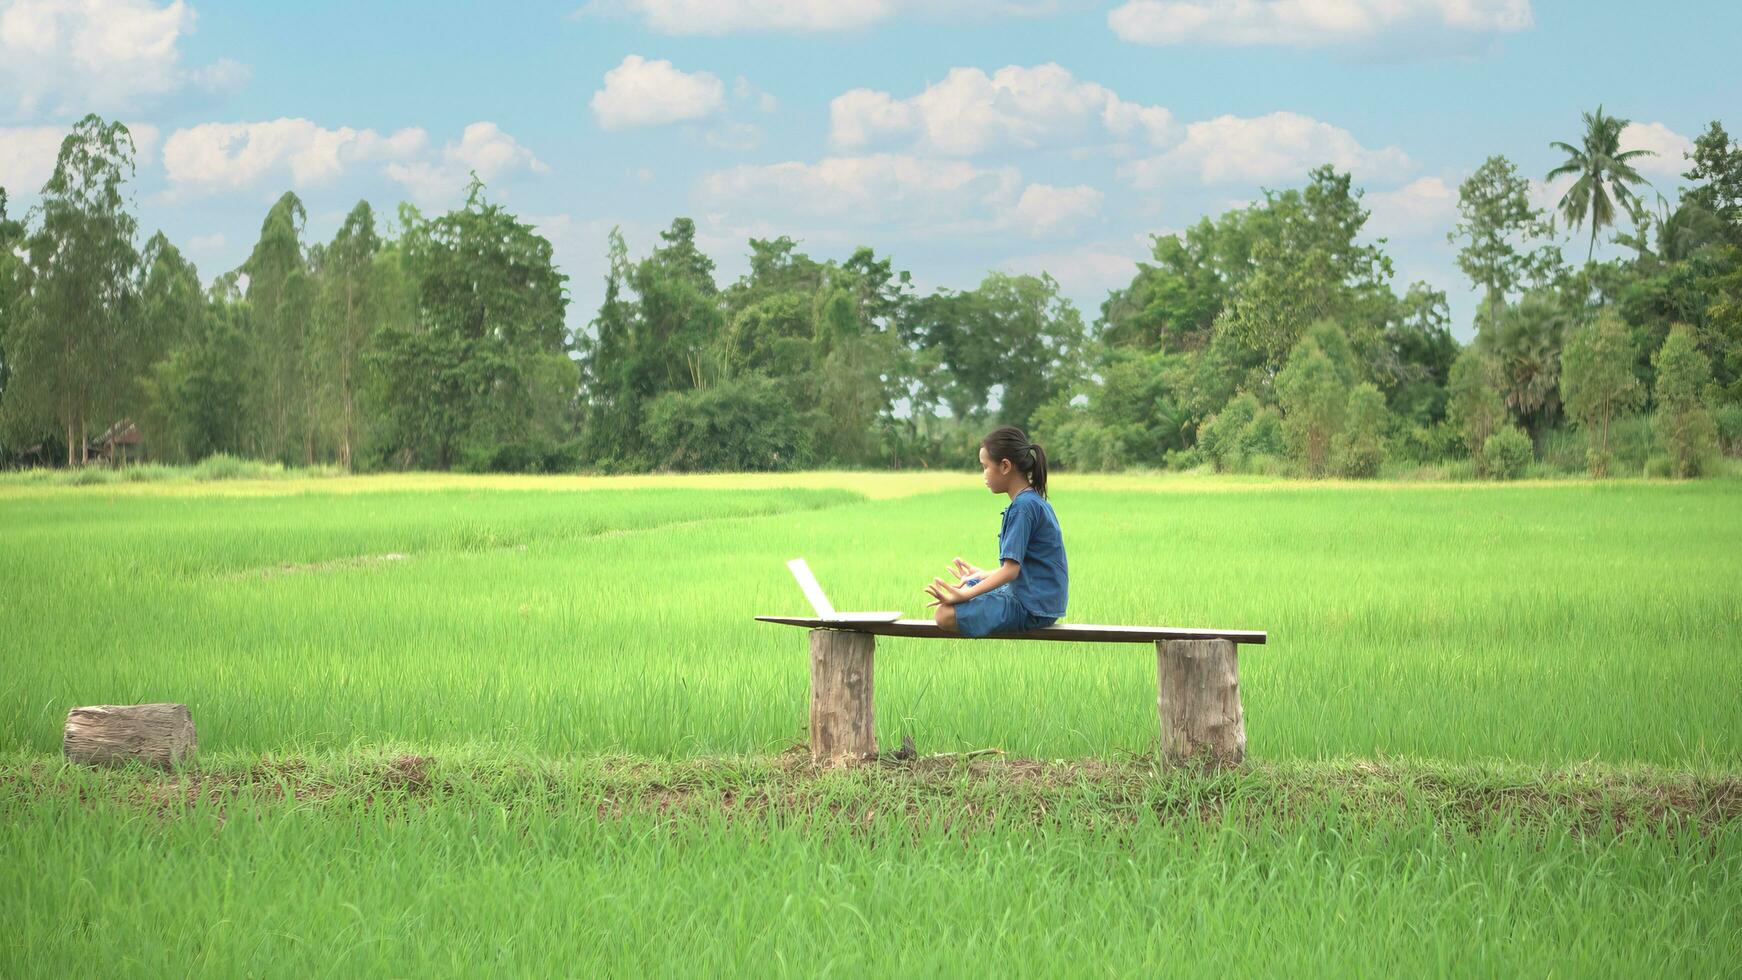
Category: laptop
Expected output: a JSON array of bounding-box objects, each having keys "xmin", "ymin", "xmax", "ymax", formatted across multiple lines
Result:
[{"xmin": 786, "ymin": 558, "xmax": 904, "ymax": 623}]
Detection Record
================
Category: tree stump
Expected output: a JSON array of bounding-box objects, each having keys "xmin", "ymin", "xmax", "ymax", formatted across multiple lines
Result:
[
  {"xmin": 63, "ymin": 703, "xmax": 197, "ymax": 768},
  {"xmin": 809, "ymin": 629, "xmax": 875, "ymax": 765},
  {"xmin": 1156, "ymin": 639, "xmax": 1245, "ymax": 765}
]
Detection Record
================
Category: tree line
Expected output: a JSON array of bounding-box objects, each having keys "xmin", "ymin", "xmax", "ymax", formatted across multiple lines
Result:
[{"xmin": 2, "ymin": 110, "xmax": 1739, "ymax": 478}]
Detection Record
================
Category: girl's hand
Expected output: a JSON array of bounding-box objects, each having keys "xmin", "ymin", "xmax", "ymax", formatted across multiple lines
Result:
[
  {"xmin": 950, "ymin": 557, "xmax": 984, "ymax": 582},
  {"xmin": 923, "ymin": 577, "xmax": 969, "ymax": 608}
]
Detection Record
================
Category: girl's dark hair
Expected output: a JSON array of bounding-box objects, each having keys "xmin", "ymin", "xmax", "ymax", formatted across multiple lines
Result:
[{"xmin": 982, "ymin": 425, "xmax": 1048, "ymax": 498}]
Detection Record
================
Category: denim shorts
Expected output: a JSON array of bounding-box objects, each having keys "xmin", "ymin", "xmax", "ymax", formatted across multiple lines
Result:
[{"xmin": 954, "ymin": 577, "xmax": 1058, "ymax": 638}]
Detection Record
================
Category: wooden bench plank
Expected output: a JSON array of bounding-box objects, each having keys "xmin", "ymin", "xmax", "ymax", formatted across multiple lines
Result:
[{"xmin": 755, "ymin": 616, "xmax": 1267, "ymax": 645}]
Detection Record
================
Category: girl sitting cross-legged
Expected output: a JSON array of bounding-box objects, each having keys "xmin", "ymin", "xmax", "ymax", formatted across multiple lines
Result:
[{"xmin": 924, "ymin": 425, "xmax": 1068, "ymax": 637}]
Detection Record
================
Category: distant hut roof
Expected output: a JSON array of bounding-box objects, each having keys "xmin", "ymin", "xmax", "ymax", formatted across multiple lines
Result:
[{"xmin": 94, "ymin": 419, "xmax": 141, "ymax": 447}]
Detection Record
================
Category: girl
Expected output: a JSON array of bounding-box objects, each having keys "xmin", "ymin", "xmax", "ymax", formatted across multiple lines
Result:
[{"xmin": 924, "ymin": 426, "xmax": 1068, "ymax": 637}]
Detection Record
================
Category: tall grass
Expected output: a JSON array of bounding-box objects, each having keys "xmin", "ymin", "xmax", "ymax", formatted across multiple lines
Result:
[{"xmin": 2, "ymin": 475, "xmax": 1738, "ymax": 764}]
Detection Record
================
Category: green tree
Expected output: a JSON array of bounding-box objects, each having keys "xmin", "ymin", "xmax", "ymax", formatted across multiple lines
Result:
[
  {"xmin": 241, "ymin": 191, "xmax": 314, "ymax": 463},
  {"xmin": 1198, "ymin": 391, "xmax": 1258, "ymax": 472},
  {"xmin": 1383, "ymin": 282, "xmax": 1458, "ymax": 424},
  {"xmin": 375, "ymin": 177, "xmax": 570, "ymax": 469},
  {"xmin": 1333, "ymin": 382, "xmax": 1388, "ymax": 478},
  {"xmin": 1560, "ymin": 311, "xmax": 1644, "ymax": 475},
  {"xmin": 1547, "ymin": 106, "xmax": 1656, "ymax": 263},
  {"xmin": 315, "ymin": 201, "xmax": 385, "ymax": 469},
  {"xmin": 136, "ymin": 233, "xmax": 203, "ymax": 359},
  {"xmin": 1651, "ymin": 325, "xmax": 1718, "ymax": 477},
  {"xmin": 2, "ymin": 116, "xmax": 141, "ymax": 464},
  {"xmin": 1681, "ymin": 121, "xmax": 1742, "ymax": 243},
  {"xmin": 1478, "ymin": 291, "xmax": 1569, "ymax": 442},
  {"xmin": 0, "ymin": 189, "xmax": 32, "ymax": 445},
  {"xmin": 908, "ymin": 272, "xmax": 1084, "ymax": 431},
  {"xmin": 1213, "ymin": 166, "xmax": 1394, "ymax": 383},
  {"xmin": 1099, "ymin": 214, "xmax": 1252, "ymax": 352},
  {"xmin": 1447, "ymin": 346, "xmax": 1508, "ymax": 466},
  {"xmin": 1449, "ymin": 155, "xmax": 1560, "ymax": 325},
  {"xmin": 139, "ymin": 296, "xmax": 250, "ymax": 462},
  {"xmin": 1276, "ymin": 336, "xmax": 1347, "ymax": 477}
]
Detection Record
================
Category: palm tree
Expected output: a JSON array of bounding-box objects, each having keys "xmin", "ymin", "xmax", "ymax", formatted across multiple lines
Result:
[
  {"xmin": 1547, "ymin": 106, "xmax": 1655, "ymax": 263},
  {"xmin": 1479, "ymin": 290, "xmax": 1570, "ymax": 445}
]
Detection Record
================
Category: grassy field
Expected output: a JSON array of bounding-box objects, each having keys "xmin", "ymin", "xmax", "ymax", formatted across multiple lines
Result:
[{"xmin": 3, "ymin": 471, "xmax": 1740, "ymax": 974}]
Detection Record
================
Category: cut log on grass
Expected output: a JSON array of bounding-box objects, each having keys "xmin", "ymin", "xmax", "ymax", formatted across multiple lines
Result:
[
  {"xmin": 63, "ymin": 703, "xmax": 197, "ymax": 768},
  {"xmin": 809, "ymin": 629, "xmax": 875, "ymax": 765},
  {"xmin": 1156, "ymin": 639, "xmax": 1245, "ymax": 765}
]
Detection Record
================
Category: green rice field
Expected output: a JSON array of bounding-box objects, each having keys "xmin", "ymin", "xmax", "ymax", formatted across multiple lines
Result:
[{"xmin": 3, "ymin": 472, "xmax": 1740, "ymax": 975}]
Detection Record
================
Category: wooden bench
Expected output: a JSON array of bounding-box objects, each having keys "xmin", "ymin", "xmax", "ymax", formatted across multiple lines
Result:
[{"xmin": 755, "ymin": 617, "xmax": 1268, "ymax": 766}]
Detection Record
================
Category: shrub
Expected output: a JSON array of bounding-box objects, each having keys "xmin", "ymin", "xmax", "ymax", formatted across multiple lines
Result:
[
  {"xmin": 461, "ymin": 437, "xmax": 583, "ymax": 474},
  {"xmin": 1397, "ymin": 421, "xmax": 1461, "ymax": 464},
  {"xmin": 641, "ymin": 376, "xmax": 813, "ymax": 472},
  {"xmin": 1239, "ymin": 407, "xmax": 1287, "ymax": 459},
  {"xmin": 1162, "ymin": 446, "xmax": 1207, "ymax": 471},
  {"xmin": 1199, "ymin": 394, "xmax": 1259, "ymax": 472},
  {"xmin": 1447, "ymin": 347, "xmax": 1508, "ymax": 460},
  {"xmin": 1609, "ymin": 415, "xmax": 1654, "ymax": 474},
  {"xmin": 1277, "ymin": 338, "xmax": 1347, "ymax": 477},
  {"xmin": 1560, "ymin": 311, "xmax": 1643, "ymax": 475},
  {"xmin": 1715, "ymin": 402, "xmax": 1742, "ymax": 456},
  {"xmin": 65, "ymin": 466, "xmax": 117, "ymax": 486},
  {"xmin": 1481, "ymin": 425, "xmax": 1533, "ymax": 480},
  {"xmin": 193, "ymin": 453, "xmax": 277, "ymax": 481},
  {"xmin": 1332, "ymin": 383, "xmax": 1388, "ymax": 478},
  {"xmin": 1651, "ymin": 326, "xmax": 1718, "ymax": 478},
  {"xmin": 1537, "ymin": 428, "xmax": 1589, "ymax": 475}
]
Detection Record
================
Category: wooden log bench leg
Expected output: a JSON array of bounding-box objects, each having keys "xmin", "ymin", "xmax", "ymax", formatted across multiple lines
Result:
[
  {"xmin": 1156, "ymin": 638, "xmax": 1245, "ymax": 765},
  {"xmin": 809, "ymin": 629, "xmax": 876, "ymax": 765}
]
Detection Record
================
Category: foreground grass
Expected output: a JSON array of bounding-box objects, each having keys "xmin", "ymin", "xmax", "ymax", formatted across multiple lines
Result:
[{"xmin": 2, "ymin": 748, "xmax": 1737, "ymax": 977}]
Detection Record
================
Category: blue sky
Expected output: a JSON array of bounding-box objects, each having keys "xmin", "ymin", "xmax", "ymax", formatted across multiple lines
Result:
[{"xmin": 3, "ymin": 0, "xmax": 1739, "ymax": 340}]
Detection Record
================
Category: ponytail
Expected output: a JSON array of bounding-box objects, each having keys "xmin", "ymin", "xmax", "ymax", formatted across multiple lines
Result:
[{"xmin": 982, "ymin": 425, "xmax": 1049, "ymax": 499}]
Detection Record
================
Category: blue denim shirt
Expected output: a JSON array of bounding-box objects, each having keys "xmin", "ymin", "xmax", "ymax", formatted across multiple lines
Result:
[{"xmin": 998, "ymin": 489, "xmax": 1068, "ymax": 618}]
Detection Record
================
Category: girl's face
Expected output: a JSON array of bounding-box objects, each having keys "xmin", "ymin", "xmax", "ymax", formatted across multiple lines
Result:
[{"xmin": 979, "ymin": 445, "xmax": 1018, "ymax": 494}]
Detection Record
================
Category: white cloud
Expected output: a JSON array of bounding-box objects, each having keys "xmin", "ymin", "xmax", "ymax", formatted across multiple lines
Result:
[
  {"xmin": 582, "ymin": 0, "xmax": 893, "ymax": 34},
  {"xmin": 1119, "ymin": 111, "xmax": 1411, "ymax": 186},
  {"xmin": 1000, "ymin": 242, "xmax": 1145, "ymax": 296},
  {"xmin": 1108, "ymin": 0, "xmax": 1532, "ymax": 48},
  {"xmin": 1619, "ymin": 121, "xmax": 1694, "ymax": 180},
  {"xmin": 831, "ymin": 63, "xmax": 1174, "ymax": 155},
  {"xmin": 1010, "ymin": 183, "xmax": 1103, "ymax": 237},
  {"xmin": 0, "ymin": 120, "xmax": 158, "ymax": 196},
  {"xmin": 185, "ymin": 231, "xmax": 224, "ymax": 251},
  {"xmin": 704, "ymin": 120, "xmax": 763, "ymax": 151},
  {"xmin": 0, "ymin": 125, "xmax": 64, "ymax": 193},
  {"xmin": 581, "ymin": 0, "xmax": 1072, "ymax": 34},
  {"xmin": 695, "ymin": 153, "xmax": 1101, "ymax": 239},
  {"xmin": 829, "ymin": 89, "xmax": 916, "ymax": 150},
  {"xmin": 163, "ymin": 118, "xmax": 427, "ymax": 193},
  {"xmin": 591, "ymin": 55, "xmax": 725, "ymax": 129},
  {"xmin": 1366, "ymin": 175, "xmax": 1456, "ymax": 238},
  {"xmin": 384, "ymin": 122, "xmax": 548, "ymax": 206},
  {"xmin": 159, "ymin": 118, "xmax": 544, "ymax": 206},
  {"xmin": 733, "ymin": 76, "xmax": 780, "ymax": 113},
  {"xmin": 0, "ymin": 0, "xmax": 247, "ymax": 118}
]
